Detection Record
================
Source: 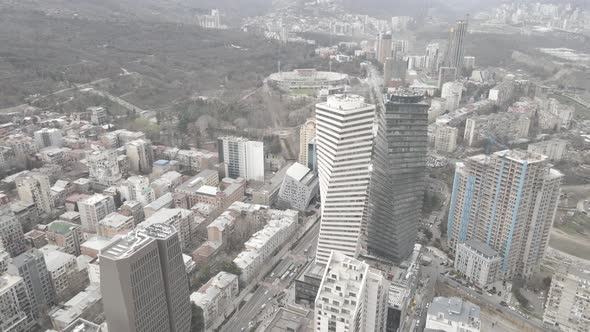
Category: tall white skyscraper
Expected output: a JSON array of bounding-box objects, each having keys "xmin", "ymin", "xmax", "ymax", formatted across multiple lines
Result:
[
  {"xmin": 314, "ymin": 94, "xmax": 377, "ymax": 265},
  {"xmin": 78, "ymin": 194, "xmax": 116, "ymax": 233},
  {"xmin": 100, "ymin": 224, "xmax": 191, "ymax": 332},
  {"xmin": 218, "ymin": 136, "xmax": 264, "ymax": 182},
  {"xmin": 447, "ymin": 150, "xmax": 562, "ymax": 279},
  {"xmin": 314, "ymin": 251, "xmax": 388, "ymax": 332}
]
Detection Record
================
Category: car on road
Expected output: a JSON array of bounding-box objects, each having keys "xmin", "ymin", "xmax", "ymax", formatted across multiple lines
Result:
[
  {"xmin": 261, "ymin": 304, "xmax": 266, "ymax": 309},
  {"xmin": 264, "ymin": 290, "xmax": 269, "ymax": 295}
]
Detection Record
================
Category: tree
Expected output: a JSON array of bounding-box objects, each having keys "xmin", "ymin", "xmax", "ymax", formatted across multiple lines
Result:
[
  {"xmin": 219, "ymin": 260, "xmax": 242, "ymax": 276},
  {"xmin": 542, "ymin": 276, "xmax": 552, "ymax": 290},
  {"xmin": 190, "ymin": 303, "xmax": 204, "ymax": 332}
]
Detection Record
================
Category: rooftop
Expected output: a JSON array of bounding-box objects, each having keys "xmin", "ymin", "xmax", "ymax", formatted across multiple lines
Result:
[
  {"xmin": 100, "ymin": 224, "xmax": 175, "ymax": 260},
  {"xmin": 144, "ymin": 193, "xmax": 173, "ymax": 211},
  {"xmin": 99, "ymin": 212, "xmax": 132, "ymax": 228},
  {"xmin": 427, "ymin": 297, "xmax": 480, "ymax": 327},
  {"xmin": 47, "ymin": 221, "xmax": 79, "ymax": 235},
  {"xmin": 51, "ymin": 285, "xmax": 102, "ymax": 327},
  {"xmin": 81, "ymin": 236, "xmax": 114, "ymax": 252},
  {"xmin": 286, "ymin": 162, "xmax": 312, "ymax": 182},
  {"xmin": 40, "ymin": 245, "xmax": 76, "ymax": 271},
  {"xmin": 461, "ymin": 239, "xmax": 500, "ymax": 259}
]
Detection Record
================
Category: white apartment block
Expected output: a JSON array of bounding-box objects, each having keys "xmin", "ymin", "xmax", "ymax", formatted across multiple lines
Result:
[
  {"xmin": 233, "ymin": 214, "xmax": 298, "ymax": 283},
  {"xmin": 425, "ymin": 297, "xmax": 481, "ymax": 332},
  {"xmin": 78, "ymin": 194, "xmax": 116, "ymax": 233},
  {"xmin": 447, "ymin": 150, "xmax": 562, "ymax": 279},
  {"xmin": 87, "ymin": 149, "xmax": 122, "ymax": 186},
  {"xmin": 89, "ymin": 106, "xmax": 108, "ymax": 125},
  {"xmin": 218, "ymin": 136, "xmax": 264, "ymax": 182},
  {"xmin": 190, "ymin": 272, "xmax": 239, "ymax": 331},
  {"xmin": 315, "ymin": 94, "xmax": 376, "ymax": 265},
  {"xmin": 34, "ymin": 128, "xmax": 64, "ymax": 149},
  {"xmin": 544, "ymin": 263, "xmax": 590, "ymax": 332},
  {"xmin": 314, "ymin": 251, "xmax": 388, "ymax": 332},
  {"xmin": 434, "ymin": 125, "xmax": 458, "ymax": 153},
  {"xmin": 123, "ymin": 175, "xmax": 155, "ymax": 207},
  {"xmin": 16, "ymin": 172, "xmax": 54, "ymax": 214},
  {"xmin": 298, "ymin": 118, "xmax": 316, "ymax": 168},
  {"xmin": 441, "ymin": 82, "xmax": 463, "ymax": 112},
  {"xmin": 528, "ymin": 139, "xmax": 567, "ymax": 161},
  {"xmin": 454, "ymin": 239, "xmax": 501, "ymax": 288}
]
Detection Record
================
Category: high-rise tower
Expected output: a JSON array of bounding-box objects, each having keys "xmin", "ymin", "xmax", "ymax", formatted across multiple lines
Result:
[
  {"xmin": 100, "ymin": 224, "xmax": 191, "ymax": 332},
  {"xmin": 444, "ymin": 19, "xmax": 468, "ymax": 72},
  {"xmin": 366, "ymin": 89, "xmax": 429, "ymax": 262},
  {"xmin": 315, "ymin": 94, "xmax": 377, "ymax": 265},
  {"xmin": 447, "ymin": 150, "xmax": 562, "ymax": 279}
]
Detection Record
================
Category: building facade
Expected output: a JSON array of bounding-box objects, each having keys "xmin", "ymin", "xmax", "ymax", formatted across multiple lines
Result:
[
  {"xmin": 218, "ymin": 137, "xmax": 264, "ymax": 182},
  {"xmin": 78, "ymin": 194, "xmax": 116, "ymax": 233},
  {"xmin": 544, "ymin": 263, "xmax": 590, "ymax": 331},
  {"xmin": 298, "ymin": 118, "xmax": 316, "ymax": 168},
  {"xmin": 314, "ymin": 251, "xmax": 388, "ymax": 332},
  {"xmin": 100, "ymin": 224, "xmax": 191, "ymax": 332},
  {"xmin": 314, "ymin": 94, "xmax": 377, "ymax": 265},
  {"xmin": 447, "ymin": 150, "xmax": 562, "ymax": 279},
  {"xmin": 454, "ymin": 239, "xmax": 501, "ymax": 288}
]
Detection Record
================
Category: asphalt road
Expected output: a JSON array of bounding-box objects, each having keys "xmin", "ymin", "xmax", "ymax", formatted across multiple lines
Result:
[{"xmin": 220, "ymin": 221, "xmax": 319, "ymax": 332}]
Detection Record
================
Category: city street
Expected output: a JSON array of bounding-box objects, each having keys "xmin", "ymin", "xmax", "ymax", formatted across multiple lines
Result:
[{"xmin": 220, "ymin": 220, "xmax": 319, "ymax": 332}]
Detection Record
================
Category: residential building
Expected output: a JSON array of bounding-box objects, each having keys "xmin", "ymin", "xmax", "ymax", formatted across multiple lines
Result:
[
  {"xmin": 49, "ymin": 284, "xmax": 103, "ymax": 331},
  {"xmin": 190, "ymin": 272, "xmax": 239, "ymax": 331},
  {"xmin": 46, "ymin": 221, "xmax": 83, "ymax": 256},
  {"xmin": 454, "ymin": 239, "xmax": 501, "ymax": 288},
  {"xmin": 441, "ymin": 82, "xmax": 463, "ymax": 112},
  {"xmin": 97, "ymin": 212, "xmax": 134, "ymax": 238},
  {"xmin": 78, "ymin": 194, "xmax": 116, "ymax": 233},
  {"xmin": 119, "ymin": 200, "xmax": 144, "ymax": 225},
  {"xmin": 314, "ymin": 251, "xmax": 388, "ymax": 332},
  {"xmin": 144, "ymin": 193, "xmax": 174, "ymax": 218},
  {"xmin": 150, "ymin": 171, "xmax": 183, "ymax": 198},
  {"xmin": 218, "ymin": 136, "xmax": 264, "ymax": 181},
  {"xmin": 528, "ymin": 139, "xmax": 567, "ymax": 161},
  {"xmin": 447, "ymin": 150, "xmax": 563, "ymax": 279},
  {"xmin": 0, "ymin": 275, "xmax": 36, "ymax": 332},
  {"xmin": 0, "ymin": 209, "xmax": 27, "ymax": 257},
  {"xmin": 233, "ymin": 213, "xmax": 298, "ymax": 283},
  {"xmin": 11, "ymin": 201, "xmax": 39, "ymax": 233},
  {"xmin": 5, "ymin": 133, "xmax": 38, "ymax": 160},
  {"xmin": 123, "ymin": 175, "xmax": 155, "ymax": 207},
  {"xmin": 40, "ymin": 245, "xmax": 79, "ymax": 302},
  {"xmin": 277, "ymin": 162, "xmax": 319, "ymax": 211},
  {"xmin": 425, "ymin": 297, "xmax": 481, "ymax": 332},
  {"xmin": 314, "ymin": 94, "xmax": 377, "ymax": 265},
  {"xmin": 160, "ymin": 148, "xmax": 217, "ymax": 174},
  {"xmin": 63, "ymin": 318, "xmax": 107, "ymax": 332},
  {"xmin": 87, "ymin": 149, "xmax": 122, "ymax": 186},
  {"xmin": 434, "ymin": 125, "xmax": 458, "ymax": 153},
  {"xmin": 125, "ymin": 139, "xmax": 153, "ymax": 174},
  {"xmin": 298, "ymin": 118, "xmax": 316, "ymax": 168},
  {"xmin": 16, "ymin": 172, "xmax": 54, "ymax": 214},
  {"xmin": 88, "ymin": 106, "xmax": 107, "ymax": 125},
  {"xmin": 0, "ymin": 249, "xmax": 8, "ymax": 273},
  {"xmin": 544, "ymin": 263, "xmax": 590, "ymax": 331},
  {"xmin": 34, "ymin": 128, "xmax": 64, "ymax": 149},
  {"xmin": 425, "ymin": 42, "xmax": 442, "ymax": 73},
  {"xmin": 100, "ymin": 224, "xmax": 191, "ymax": 332},
  {"xmin": 7, "ymin": 249, "xmax": 56, "ymax": 319}
]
